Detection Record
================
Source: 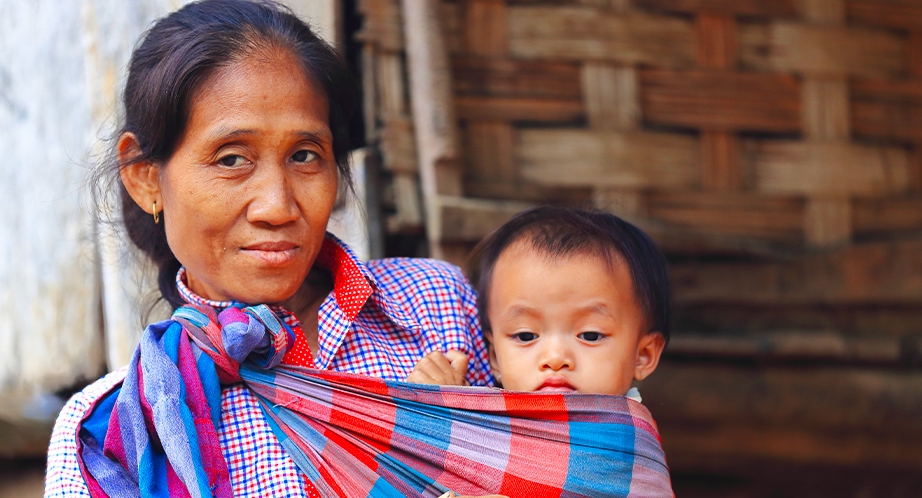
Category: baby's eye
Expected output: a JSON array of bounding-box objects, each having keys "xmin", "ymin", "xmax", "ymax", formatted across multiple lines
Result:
[
  {"xmin": 291, "ymin": 149, "xmax": 318, "ymax": 163},
  {"xmin": 578, "ymin": 331, "xmax": 605, "ymax": 342},
  {"xmin": 510, "ymin": 332, "xmax": 538, "ymax": 343},
  {"xmin": 217, "ymin": 154, "xmax": 247, "ymax": 168}
]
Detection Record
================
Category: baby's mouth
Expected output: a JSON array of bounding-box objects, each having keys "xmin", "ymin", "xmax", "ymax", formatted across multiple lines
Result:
[{"xmin": 537, "ymin": 376, "xmax": 576, "ymax": 392}]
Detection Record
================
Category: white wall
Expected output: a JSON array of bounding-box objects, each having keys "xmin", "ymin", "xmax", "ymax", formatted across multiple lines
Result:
[{"xmin": 0, "ymin": 0, "xmax": 341, "ymax": 453}]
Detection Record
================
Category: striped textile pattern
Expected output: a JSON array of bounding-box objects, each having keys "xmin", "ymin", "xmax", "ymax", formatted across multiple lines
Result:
[{"xmin": 76, "ymin": 303, "xmax": 673, "ymax": 498}]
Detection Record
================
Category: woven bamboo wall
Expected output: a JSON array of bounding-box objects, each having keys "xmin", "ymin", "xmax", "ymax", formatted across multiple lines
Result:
[
  {"xmin": 357, "ymin": 1, "xmax": 922, "ymax": 492},
  {"xmin": 361, "ymin": 0, "xmax": 922, "ymax": 252}
]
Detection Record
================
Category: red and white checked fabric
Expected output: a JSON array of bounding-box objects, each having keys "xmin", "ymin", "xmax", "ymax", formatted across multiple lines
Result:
[{"xmin": 46, "ymin": 233, "xmax": 493, "ymax": 497}]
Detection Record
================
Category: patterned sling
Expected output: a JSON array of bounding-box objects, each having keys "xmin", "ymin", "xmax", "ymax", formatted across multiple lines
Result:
[{"xmin": 75, "ymin": 303, "xmax": 673, "ymax": 498}]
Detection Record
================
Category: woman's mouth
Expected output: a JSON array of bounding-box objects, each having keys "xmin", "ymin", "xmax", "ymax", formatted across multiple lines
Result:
[
  {"xmin": 537, "ymin": 376, "xmax": 576, "ymax": 393},
  {"xmin": 240, "ymin": 241, "xmax": 298, "ymax": 265}
]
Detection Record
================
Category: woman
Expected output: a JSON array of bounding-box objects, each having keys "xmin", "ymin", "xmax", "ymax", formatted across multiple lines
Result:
[
  {"xmin": 46, "ymin": 1, "xmax": 493, "ymax": 495},
  {"xmin": 47, "ymin": 1, "xmax": 672, "ymax": 497}
]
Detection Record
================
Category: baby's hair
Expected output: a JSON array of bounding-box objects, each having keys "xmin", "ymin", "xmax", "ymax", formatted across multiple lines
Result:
[{"xmin": 473, "ymin": 206, "xmax": 671, "ymax": 344}]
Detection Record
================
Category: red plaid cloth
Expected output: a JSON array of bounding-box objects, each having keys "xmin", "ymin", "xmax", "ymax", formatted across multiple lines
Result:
[{"xmin": 46, "ymin": 234, "xmax": 492, "ymax": 497}]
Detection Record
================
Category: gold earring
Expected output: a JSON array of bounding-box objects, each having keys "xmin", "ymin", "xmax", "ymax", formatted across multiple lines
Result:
[{"xmin": 153, "ymin": 201, "xmax": 160, "ymax": 224}]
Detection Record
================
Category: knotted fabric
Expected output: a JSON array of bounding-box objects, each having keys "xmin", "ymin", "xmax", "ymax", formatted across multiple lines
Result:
[{"xmin": 76, "ymin": 303, "xmax": 673, "ymax": 498}]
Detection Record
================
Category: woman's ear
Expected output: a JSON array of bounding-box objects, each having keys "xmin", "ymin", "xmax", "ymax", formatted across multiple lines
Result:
[
  {"xmin": 633, "ymin": 332, "xmax": 666, "ymax": 382},
  {"xmin": 117, "ymin": 132, "xmax": 162, "ymax": 215}
]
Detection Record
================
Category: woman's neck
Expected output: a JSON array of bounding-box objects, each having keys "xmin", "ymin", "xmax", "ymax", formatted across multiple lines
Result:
[{"xmin": 277, "ymin": 267, "xmax": 333, "ymax": 354}]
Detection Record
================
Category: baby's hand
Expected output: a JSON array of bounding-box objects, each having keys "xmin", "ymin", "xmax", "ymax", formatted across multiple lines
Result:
[{"xmin": 406, "ymin": 350, "xmax": 469, "ymax": 386}]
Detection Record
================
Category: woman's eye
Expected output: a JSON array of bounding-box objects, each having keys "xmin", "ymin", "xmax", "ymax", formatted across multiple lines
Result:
[
  {"xmin": 291, "ymin": 149, "xmax": 318, "ymax": 163},
  {"xmin": 217, "ymin": 155, "xmax": 247, "ymax": 168},
  {"xmin": 578, "ymin": 331, "xmax": 605, "ymax": 342},
  {"xmin": 511, "ymin": 332, "xmax": 538, "ymax": 343}
]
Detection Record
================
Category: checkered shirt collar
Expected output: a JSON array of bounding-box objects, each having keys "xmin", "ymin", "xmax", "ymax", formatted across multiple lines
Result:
[{"xmin": 175, "ymin": 232, "xmax": 378, "ymax": 321}]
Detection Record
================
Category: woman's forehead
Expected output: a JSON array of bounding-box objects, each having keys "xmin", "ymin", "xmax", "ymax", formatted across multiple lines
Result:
[{"xmin": 183, "ymin": 55, "xmax": 331, "ymax": 141}]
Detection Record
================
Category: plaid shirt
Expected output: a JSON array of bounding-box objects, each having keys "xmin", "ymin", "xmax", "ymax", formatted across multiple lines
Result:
[{"xmin": 46, "ymin": 234, "xmax": 493, "ymax": 497}]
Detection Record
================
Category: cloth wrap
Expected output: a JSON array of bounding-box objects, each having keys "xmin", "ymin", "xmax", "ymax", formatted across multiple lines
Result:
[{"xmin": 76, "ymin": 303, "xmax": 673, "ymax": 498}]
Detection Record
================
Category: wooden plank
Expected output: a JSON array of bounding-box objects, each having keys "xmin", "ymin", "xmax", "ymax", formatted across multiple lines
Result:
[
  {"xmin": 438, "ymin": 196, "xmax": 534, "ymax": 242},
  {"xmin": 669, "ymin": 239, "xmax": 922, "ymax": 304},
  {"xmin": 507, "ymin": 6, "xmax": 696, "ymax": 67},
  {"xmin": 463, "ymin": 181, "xmax": 592, "ymax": 203},
  {"xmin": 847, "ymin": 0, "xmax": 922, "ymax": 31},
  {"xmin": 701, "ymin": 132, "xmax": 742, "ymax": 192},
  {"xmin": 640, "ymin": 69, "xmax": 801, "ymax": 132},
  {"xmin": 376, "ymin": 51, "xmax": 407, "ymax": 119},
  {"xmin": 632, "ymin": 0, "xmax": 796, "ymax": 17},
  {"xmin": 802, "ymin": 77, "xmax": 850, "ymax": 140},
  {"xmin": 465, "ymin": 121, "xmax": 516, "ymax": 184},
  {"xmin": 517, "ymin": 129, "xmax": 700, "ymax": 189},
  {"xmin": 851, "ymin": 79, "xmax": 922, "ymax": 143},
  {"xmin": 666, "ymin": 331, "xmax": 902, "ymax": 364},
  {"xmin": 356, "ymin": 0, "xmax": 405, "ymax": 51},
  {"xmin": 379, "ymin": 117, "xmax": 418, "ymax": 173},
  {"xmin": 646, "ymin": 193, "xmax": 804, "ymax": 240},
  {"xmin": 455, "ymin": 95, "xmax": 584, "ymax": 122},
  {"xmin": 804, "ymin": 197, "xmax": 851, "ymax": 246},
  {"xmin": 462, "ymin": 0, "xmax": 507, "ymax": 56},
  {"xmin": 797, "ymin": 0, "xmax": 845, "ymax": 24},
  {"xmin": 644, "ymin": 362, "xmax": 922, "ymax": 469},
  {"xmin": 853, "ymin": 197, "xmax": 922, "ymax": 235},
  {"xmin": 739, "ymin": 21, "xmax": 905, "ymax": 77},
  {"xmin": 594, "ymin": 189, "xmax": 647, "ymax": 217},
  {"xmin": 581, "ymin": 63, "xmax": 639, "ymax": 130},
  {"xmin": 696, "ymin": 12, "xmax": 737, "ymax": 69},
  {"xmin": 451, "ymin": 56, "xmax": 582, "ymax": 100},
  {"xmin": 751, "ymin": 141, "xmax": 911, "ymax": 196}
]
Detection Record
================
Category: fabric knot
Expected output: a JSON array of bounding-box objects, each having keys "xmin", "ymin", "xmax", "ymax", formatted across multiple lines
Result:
[
  {"xmin": 174, "ymin": 304, "xmax": 294, "ymax": 384},
  {"xmin": 219, "ymin": 305, "xmax": 292, "ymax": 370}
]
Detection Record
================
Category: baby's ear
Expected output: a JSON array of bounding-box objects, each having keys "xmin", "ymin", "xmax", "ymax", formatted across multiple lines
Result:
[{"xmin": 633, "ymin": 332, "xmax": 666, "ymax": 382}]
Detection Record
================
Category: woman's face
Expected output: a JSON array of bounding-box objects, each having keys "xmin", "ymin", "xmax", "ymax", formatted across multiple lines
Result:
[{"xmin": 158, "ymin": 52, "xmax": 338, "ymax": 304}]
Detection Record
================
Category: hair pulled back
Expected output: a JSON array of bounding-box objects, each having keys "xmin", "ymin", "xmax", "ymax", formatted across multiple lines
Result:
[{"xmin": 112, "ymin": 0, "xmax": 356, "ymax": 310}]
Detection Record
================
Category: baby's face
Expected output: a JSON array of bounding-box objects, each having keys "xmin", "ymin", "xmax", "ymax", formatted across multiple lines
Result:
[{"xmin": 486, "ymin": 241, "xmax": 663, "ymax": 396}]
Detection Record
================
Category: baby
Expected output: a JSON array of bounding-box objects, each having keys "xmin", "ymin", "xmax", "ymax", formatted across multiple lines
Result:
[{"xmin": 407, "ymin": 206, "xmax": 670, "ymax": 400}]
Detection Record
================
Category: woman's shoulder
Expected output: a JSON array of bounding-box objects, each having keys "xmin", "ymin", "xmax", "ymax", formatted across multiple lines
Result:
[{"xmin": 46, "ymin": 367, "xmax": 129, "ymax": 497}]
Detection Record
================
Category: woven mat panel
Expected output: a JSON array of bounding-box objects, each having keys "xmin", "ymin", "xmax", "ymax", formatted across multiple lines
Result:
[{"xmin": 445, "ymin": 0, "xmax": 922, "ymax": 251}]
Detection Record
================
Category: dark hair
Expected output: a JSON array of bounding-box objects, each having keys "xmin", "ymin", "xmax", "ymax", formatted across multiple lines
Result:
[
  {"xmin": 106, "ymin": 0, "xmax": 356, "ymax": 309},
  {"xmin": 474, "ymin": 206, "xmax": 671, "ymax": 344}
]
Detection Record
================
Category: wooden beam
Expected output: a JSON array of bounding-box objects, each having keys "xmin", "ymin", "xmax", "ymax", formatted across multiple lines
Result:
[
  {"xmin": 465, "ymin": 121, "xmax": 516, "ymax": 184},
  {"xmin": 640, "ymin": 69, "xmax": 801, "ymax": 132},
  {"xmin": 452, "ymin": 56, "xmax": 582, "ymax": 100},
  {"xmin": 379, "ymin": 117, "xmax": 417, "ymax": 173},
  {"xmin": 740, "ymin": 22, "xmax": 905, "ymax": 78},
  {"xmin": 581, "ymin": 63, "xmax": 639, "ymax": 130},
  {"xmin": 462, "ymin": 0, "xmax": 508, "ymax": 56},
  {"xmin": 853, "ymin": 197, "xmax": 922, "ymax": 235},
  {"xmin": 751, "ymin": 141, "xmax": 911, "ymax": 196},
  {"xmin": 402, "ymin": 0, "xmax": 464, "ymax": 253},
  {"xmin": 631, "ymin": 0, "xmax": 796, "ymax": 17},
  {"xmin": 644, "ymin": 362, "xmax": 922, "ymax": 470},
  {"xmin": 670, "ymin": 239, "xmax": 922, "ymax": 304},
  {"xmin": 847, "ymin": 0, "xmax": 922, "ymax": 31},
  {"xmin": 438, "ymin": 196, "xmax": 533, "ymax": 242},
  {"xmin": 802, "ymin": 77, "xmax": 850, "ymax": 140},
  {"xmin": 804, "ymin": 197, "xmax": 852, "ymax": 247},
  {"xmin": 507, "ymin": 6, "xmax": 695, "ymax": 67},
  {"xmin": 355, "ymin": 0, "xmax": 404, "ymax": 51},
  {"xmin": 851, "ymin": 79, "xmax": 922, "ymax": 143},
  {"xmin": 646, "ymin": 192, "xmax": 804, "ymax": 241},
  {"xmin": 455, "ymin": 95, "xmax": 584, "ymax": 122},
  {"xmin": 518, "ymin": 129, "xmax": 700, "ymax": 189}
]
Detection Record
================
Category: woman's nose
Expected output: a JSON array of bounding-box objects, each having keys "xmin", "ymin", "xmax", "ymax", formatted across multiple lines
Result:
[{"xmin": 247, "ymin": 163, "xmax": 300, "ymax": 225}]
